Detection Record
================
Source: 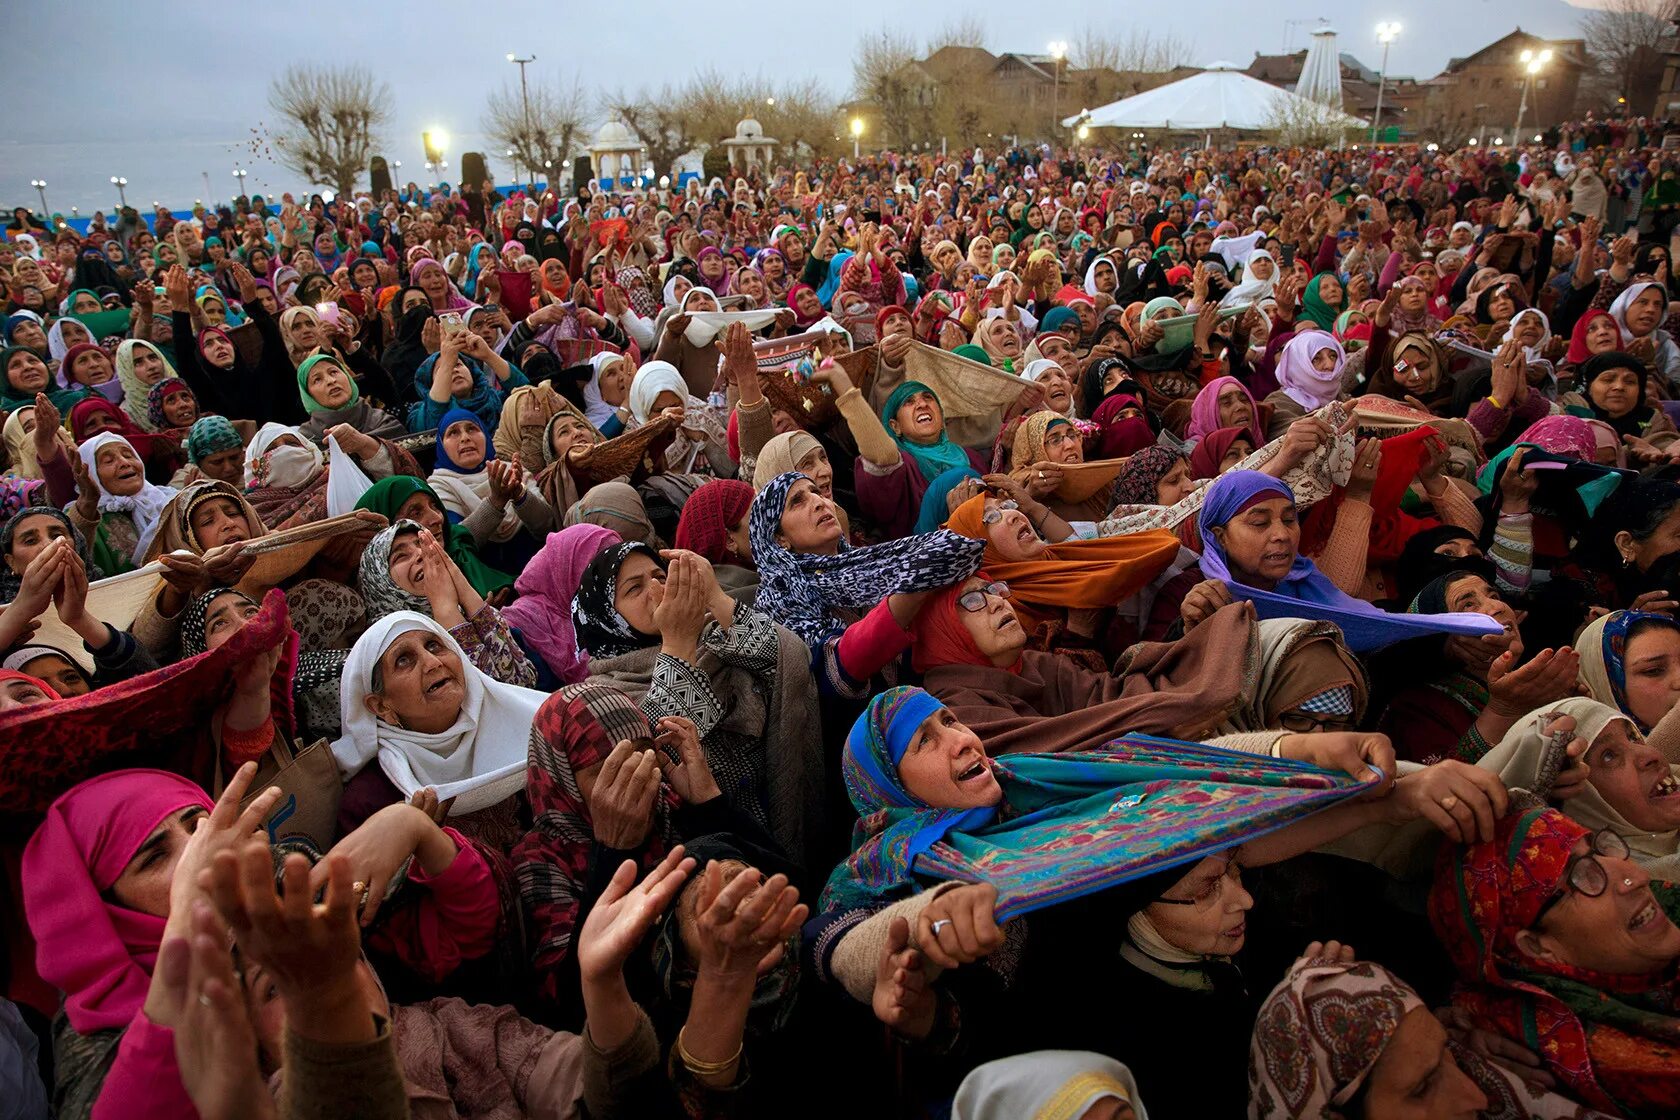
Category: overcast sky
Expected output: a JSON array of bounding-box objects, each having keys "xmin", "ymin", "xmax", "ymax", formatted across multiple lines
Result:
[{"xmin": 3, "ymin": 0, "xmax": 1597, "ymax": 212}]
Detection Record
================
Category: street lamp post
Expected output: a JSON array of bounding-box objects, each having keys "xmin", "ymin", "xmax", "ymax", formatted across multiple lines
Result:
[
  {"xmin": 507, "ymin": 54, "xmax": 535, "ymax": 190},
  {"xmin": 1514, "ymin": 47, "xmax": 1552, "ymax": 146},
  {"xmin": 1047, "ymin": 41, "xmax": 1068, "ymax": 139},
  {"xmin": 1372, "ymin": 22, "xmax": 1401, "ymax": 142},
  {"xmin": 109, "ymin": 177, "xmax": 128, "ymax": 207},
  {"xmin": 232, "ymin": 167, "xmax": 247, "ymax": 197},
  {"xmin": 29, "ymin": 179, "xmax": 46, "ymax": 215},
  {"xmin": 850, "ymin": 117, "xmax": 863, "ymax": 160}
]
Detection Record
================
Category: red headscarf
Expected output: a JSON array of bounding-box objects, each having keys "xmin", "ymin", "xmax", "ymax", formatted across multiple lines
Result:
[
  {"xmin": 786, "ymin": 283, "xmax": 821, "ymax": 328},
  {"xmin": 1189, "ymin": 425, "xmax": 1258, "ymax": 481},
  {"xmin": 1566, "ymin": 310, "xmax": 1623, "ymax": 365},
  {"xmin": 1090, "ymin": 393, "xmax": 1157, "ymax": 458},
  {"xmin": 674, "ymin": 479, "xmax": 755, "ymax": 564},
  {"xmin": 909, "ymin": 577, "xmax": 1018, "ymax": 673},
  {"xmin": 67, "ymin": 396, "xmax": 174, "ymax": 462}
]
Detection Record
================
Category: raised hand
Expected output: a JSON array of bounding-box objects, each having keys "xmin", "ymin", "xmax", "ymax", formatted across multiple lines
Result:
[
  {"xmin": 692, "ymin": 860, "xmax": 806, "ymax": 980},
  {"xmin": 577, "ymin": 847, "xmax": 696, "ymax": 983},
  {"xmin": 872, "ymin": 916, "xmax": 936, "ymax": 1040},
  {"xmin": 588, "ymin": 740, "xmax": 661, "ymax": 849}
]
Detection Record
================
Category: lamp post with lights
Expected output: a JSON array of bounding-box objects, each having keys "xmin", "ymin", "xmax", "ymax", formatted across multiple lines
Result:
[
  {"xmin": 1372, "ymin": 22, "xmax": 1400, "ymax": 142},
  {"xmin": 29, "ymin": 179, "xmax": 46, "ymax": 215},
  {"xmin": 850, "ymin": 117, "xmax": 863, "ymax": 159},
  {"xmin": 109, "ymin": 177, "xmax": 128, "ymax": 207},
  {"xmin": 1047, "ymin": 40, "xmax": 1068, "ymax": 138},
  {"xmin": 1514, "ymin": 48, "xmax": 1552, "ymax": 146}
]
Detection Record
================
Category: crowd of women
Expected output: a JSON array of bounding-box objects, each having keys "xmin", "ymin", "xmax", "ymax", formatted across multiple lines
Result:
[{"xmin": 6, "ymin": 126, "xmax": 1680, "ymax": 1118}]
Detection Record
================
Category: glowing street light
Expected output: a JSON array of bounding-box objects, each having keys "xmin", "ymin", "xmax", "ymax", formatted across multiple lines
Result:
[
  {"xmin": 109, "ymin": 176, "xmax": 128, "ymax": 206},
  {"xmin": 1047, "ymin": 40, "xmax": 1069, "ymax": 137},
  {"xmin": 232, "ymin": 168, "xmax": 248, "ymax": 194},
  {"xmin": 1513, "ymin": 47, "xmax": 1552, "ymax": 145},
  {"xmin": 850, "ymin": 116, "xmax": 863, "ymax": 159},
  {"xmin": 423, "ymin": 129, "xmax": 449, "ymax": 165},
  {"xmin": 1372, "ymin": 22, "xmax": 1400, "ymax": 141},
  {"xmin": 1077, "ymin": 123, "xmax": 1090, "ymax": 141},
  {"xmin": 29, "ymin": 179, "xmax": 46, "ymax": 214}
]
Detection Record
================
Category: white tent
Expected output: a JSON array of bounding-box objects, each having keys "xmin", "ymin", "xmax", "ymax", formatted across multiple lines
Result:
[{"xmin": 1063, "ymin": 64, "xmax": 1366, "ymax": 133}]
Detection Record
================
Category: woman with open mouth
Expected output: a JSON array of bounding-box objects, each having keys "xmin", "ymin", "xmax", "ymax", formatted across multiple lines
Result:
[{"xmin": 1432, "ymin": 806, "xmax": 1680, "ymax": 1116}]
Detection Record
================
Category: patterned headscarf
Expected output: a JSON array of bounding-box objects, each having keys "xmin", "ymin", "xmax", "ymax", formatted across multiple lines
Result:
[
  {"xmin": 185, "ymin": 415, "xmax": 243, "ymax": 466},
  {"xmin": 145, "ymin": 378, "xmax": 195, "ymax": 430},
  {"xmin": 673, "ymin": 479, "xmax": 754, "ymax": 564},
  {"xmin": 357, "ymin": 520, "xmax": 432, "ymax": 621},
  {"xmin": 1513, "ymin": 415, "xmax": 1598, "ymax": 461},
  {"xmin": 569, "ymin": 540, "xmax": 663, "ymax": 660},
  {"xmin": 747, "ymin": 471, "xmax": 983, "ymax": 650},
  {"xmin": 1110, "ymin": 445, "xmax": 1183, "ymax": 506}
]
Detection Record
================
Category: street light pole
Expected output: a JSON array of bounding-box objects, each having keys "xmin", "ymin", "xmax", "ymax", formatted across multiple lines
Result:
[
  {"xmin": 30, "ymin": 179, "xmax": 47, "ymax": 215},
  {"xmin": 850, "ymin": 117, "xmax": 863, "ymax": 160},
  {"xmin": 1372, "ymin": 22, "xmax": 1401, "ymax": 142},
  {"xmin": 1514, "ymin": 48, "xmax": 1552, "ymax": 145},
  {"xmin": 507, "ymin": 54, "xmax": 536, "ymax": 189},
  {"xmin": 109, "ymin": 177, "xmax": 128, "ymax": 207},
  {"xmin": 1047, "ymin": 41, "xmax": 1068, "ymax": 139},
  {"xmin": 233, "ymin": 168, "xmax": 248, "ymax": 198}
]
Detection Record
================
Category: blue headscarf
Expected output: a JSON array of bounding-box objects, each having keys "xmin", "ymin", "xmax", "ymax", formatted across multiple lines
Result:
[
  {"xmin": 816, "ymin": 249, "xmax": 854, "ymax": 309},
  {"xmin": 1200, "ymin": 470, "xmax": 1503, "ymax": 652},
  {"xmin": 915, "ymin": 466, "xmax": 981, "ymax": 534},
  {"xmin": 433, "ymin": 407, "xmax": 496, "ymax": 474},
  {"xmin": 3, "ymin": 311, "xmax": 43, "ymax": 346},
  {"xmin": 462, "ymin": 242, "xmax": 497, "ymax": 300},
  {"xmin": 881, "ymin": 381, "xmax": 972, "ymax": 486},
  {"xmin": 819, "ymin": 686, "xmax": 1379, "ymax": 919},
  {"xmin": 411, "ymin": 352, "xmax": 508, "ymax": 432}
]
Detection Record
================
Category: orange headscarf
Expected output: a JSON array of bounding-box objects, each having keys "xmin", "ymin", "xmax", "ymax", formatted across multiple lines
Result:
[
  {"xmin": 909, "ymin": 577, "xmax": 1019, "ymax": 673},
  {"xmin": 945, "ymin": 494, "xmax": 1181, "ymax": 630}
]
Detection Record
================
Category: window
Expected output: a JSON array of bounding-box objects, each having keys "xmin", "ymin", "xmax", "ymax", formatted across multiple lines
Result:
[{"xmin": 1536, "ymin": 78, "xmax": 1549, "ymax": 90}]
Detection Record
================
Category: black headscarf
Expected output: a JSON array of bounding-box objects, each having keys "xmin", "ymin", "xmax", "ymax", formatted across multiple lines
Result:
[
  {"xmin": 1579, "ymin": 350, "xmax": 1653, "ymax": 437},
  {"xmin": 571, "ymin": 541, "xmax": 664, "ymax": 659},
  {"xmin": 381, "ymin": 290, "xmax": 435, "ymax": 394}
]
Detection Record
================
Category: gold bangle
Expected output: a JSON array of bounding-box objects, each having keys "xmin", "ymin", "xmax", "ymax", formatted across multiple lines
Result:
[
  {"xmin": 1485, "ymin": 394, "xmax": 1503, "ymax": 410},
  {"xmin": 675, "ymin": 1026, "xmax": 742, "ymax": 1077}
]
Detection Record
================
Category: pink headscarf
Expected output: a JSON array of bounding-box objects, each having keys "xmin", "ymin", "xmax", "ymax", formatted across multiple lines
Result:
[
  {"xmin": 23, "ymin": 769, "xmax": 212, "ymax": 1033},
  {"xmin": 500, "ymin": 523, "xmax": 622, "ymax": 683},
  {"xmin": 409, "ymin": 258, "xmax": 474, "ymax": 311},
  {"xmin": 1187, "ymin": 376, "xmax": 1260, "ymax": 443},
  {"xmin": 1514, "ymin": 415, "xmax": 1597, "ymax": 461}
]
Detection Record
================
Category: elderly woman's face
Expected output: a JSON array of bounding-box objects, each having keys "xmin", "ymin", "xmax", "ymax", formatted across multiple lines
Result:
[
  {"xmin": 94, "ymin": 440, "xmax": 144, "ymax": 495},
  {"xmin": 1513, "ymin": 314, "xmax": 1546, "ymax": 348},
  {"xmin": 70, "ymin": 349, "xmax": 114, "ymax": 387},
  {"xmin": 1216, "ymin": 385, "xmax": 1252, "ymax": 429},
  {"xmin": 305, "ymin": 359, "xmax": 353, "ymax": 410},
  {"xmin": 394, "ymin": 492, "xmax": 447, "ymax": 542},
  {"xmin": 1248, "ymin": 255, "xmax": 1274, "ymax": 281},
  {"xmin": 1585, "ymin": 315, "xmax": 1620, "ymax": 355},
  {"xmin": 953, "ymin": 576, "xmax": 1027, "ymax": 665},
  {"xmin": 1358, "ymin": 1007, "xmax": 1489, "ymax": 1119},
  {"xmin": 1622, "ymin": 624, "xmax": 1680, "ymax": 730},
  {"xmin": 684, "ymin": 290, "xmax": 719, "ymax": 314},
  {"xmin": 1627, "ymin": 286, "xmax": 1666, "ymax": 336},
  {"xmin": 366, "ymin": 628, "xmax": 466, "ymax": 735},
  {"xmin": 776, "ymin": 477, "xmax": 842, "ymax": 553},
  {"xmin": 1145, "ymin": 854, "xmax": 1253, "ymax": 956},
  {"xmin": 1589, "ymin": 364, "xmax": 1642, "ymax": 418},
  {"xmin": 895, "ymin": 705, "xmax": 1002, "ymax": 810},
  {"xmin": 598, "ymin": 358, "xmax": 633, "ymax": 408},
  {"xmin": 1586, "ymin": 720, "xmax": 1680, "ymax": 833},
  {"xmin": 891, "ymin": 389, "xmax": 944, "ymax": 444},
  {"xmin": 57, "ymin": 319, "xmax": 92, "ymax": 350},
  {"xmin": 983, "ymin": 498, "xmax": 1048, "ymax": 561},
  {"xmin": 11, "ymin": 320, "xmax": 46, "ymax": 351},
  {"xmin": 794, "ymin": 287, "xmax": 822, "ymax": 319},
  {"xmin": 1212, "ymin": 496, "xmax": 1297, "ymax": 588},
  {"xmin": 417, "ymin": 267, "xmax": 447, "ymax": 300},
  {"xmin": 441, "ymin": 418, "xmax": 486, "ymax": 471},
  {"xmin": 70, "ymin": 291, "xmax": 101, "ymax": 314},
  {"xmin": 793, "ymin": 445, "xmax": 834, "ymax": 499},
  {"xmin": 987, "ymin": 324, "xmax": 1022, "ymax": 360},
  {"xmin": 1521, "ymin": 833, "xmax": 1680, "ymax": 975}
]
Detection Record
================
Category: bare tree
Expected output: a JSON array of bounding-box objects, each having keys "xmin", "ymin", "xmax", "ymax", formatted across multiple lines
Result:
[
  {"xmin": 484, "ymin": 78, "xmax": 590, "ymax": 186},
  {"xmin": 926, "ymin": 17, "xmax": 988, "ymax": 53},
  {"xmin": 602, "ymin": 72, "xmax": 733, "ymax": 180},
  {"xmin": 1580, "ymin": 0, "xmax": 1679, "ymax": 111},
  {"xmin": 268, "ymin": 64, "xmax": 392, "ymax": 199},
  {"xmin": 1072, "ymin": 27, "xmax": 1193, "ymax": 73},
  {"xmin": 853, "ymin": 28, "xmax": 924, "ymax": 149}
]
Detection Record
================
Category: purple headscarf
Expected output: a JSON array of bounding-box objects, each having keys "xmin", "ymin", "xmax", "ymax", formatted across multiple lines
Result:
[
  {"xmin": 409, "ymin": 258, "xmax": 474, "ymax": 311},
  {"xmin": 499, "ymin": 523, "xmax": 622, "ymax": 683},
  {"xmin": 1275, "ymin": 330, "xmax": 1345, "ymax": 411},
  {"xmin": 1187, "ymin": 376, "xmax": 1260, "ymax": 444}
]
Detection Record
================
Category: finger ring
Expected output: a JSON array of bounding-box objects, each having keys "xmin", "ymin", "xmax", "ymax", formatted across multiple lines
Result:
[
  {"xmin": 931, "ymin": 919, "xmax": 950, "ymax": 935},
  {"xmin": 1036, "ymin": 470, "xmax": 1043, "ymax": 479},
  {"xmin": 197, "ymin": 993, "xmax": 213, "ymax": 1008},
  {"xmin": 1440, "ymin": 795, "xmax": 1458, "ymax": 810}
]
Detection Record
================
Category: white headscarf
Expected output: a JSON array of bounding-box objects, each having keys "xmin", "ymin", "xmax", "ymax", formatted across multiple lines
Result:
[
  {"xmin": 952, "ymin": 1051, "xmax": 1148, "ymax": 1120},
  {"xmin": 583, "ymin": 351, "xmax": 628, "ymax": 428},
  {"xmin": 77, "ymin": 432, "xmax": 177, "ymax": 563},
  {"xmin": 1498, "ymin": 307, "xmax": 1553, "ymax": 363},
  {"xmin": 1083, "ymin": 255, "xmax": 1119, "ymax": 297},
  {"xmin": 1222, "ymin": 249, "xmax": 1276, "ymax": 309},
  {"xmin": 331, "ymin": 612, "xmax": 539, "ymax": 816},
  {"xmin": 1020, "ymin": 358, "xmax": 1075, "ymax": 419},
  {"xmin": 1610, "ymin": 279, "xmax": 1669, "ymax": 340},
  {"xmin": 627, "ymin": 360, "xmax": 691, "ymax": 424},
  {"xmin": 244, "ymin": 422, "xmax": 324, "ymax": 489}
]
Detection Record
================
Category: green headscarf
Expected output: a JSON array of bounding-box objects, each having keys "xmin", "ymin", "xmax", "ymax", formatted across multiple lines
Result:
[
  {"xmin": 1299, "ymin": 272, "xmax": 1344, "ymax": 331},
  {"xmin": 353, "ymin": 476, "xmax": 513, "ymax": 595},
  {"xmin": 0, "ymin": 346, "xmax": 88, "ymax": 412},
  {"xmin": 296, "ymin": 353, "xmax": 360, "ymax": 414},
  {"xmin": 880, "ymin": 381, "xmax": 972, "ymax": 486},
  {"xmin": 951, "ymin": 344, "xmax": 991, "ymax": 367}
]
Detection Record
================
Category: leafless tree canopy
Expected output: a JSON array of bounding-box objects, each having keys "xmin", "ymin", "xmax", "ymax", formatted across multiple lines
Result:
[
  {"xmin": 602, "ymin": 72, "xmax": 841, "ymax": 179},
  {"xmin": 853, "ymin": 29, "xmax": 922, "ymax": 149},
  {"xmin": 483, "ymin": 78, "xmax": 589, "ymax": 185},
  {"xmin": 925, "ymin": 17, "xmax": 987, "ymax": 53},
  {"xmin": 267, "ymin": 64, "xmax": 392, "ymax": 199},
  {"xmin": 1072, "ymin": 27, "xmax": 1193, "ymax": 73},
  {"xmin": 1580, "ymin": 0, "xmax": 1679, "ymax": 109}
]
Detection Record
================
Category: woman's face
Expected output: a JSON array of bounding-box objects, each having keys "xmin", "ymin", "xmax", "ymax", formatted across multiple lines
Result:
[
  {"xmin": 200, "ymin": 332, "xmax": 235, "ymax": 369},
  {"xmin": 95, "ymin": 440, "xmax": 144, "ymax": 496},
  {"xmin": 988, "ymin": 325, "xmax": 1022, "ymax": 360},
  {"xmin": 1398, "ymin": 285, "xmax": 1427, "ymax": 316},
  {"xmin": 1394, "ymin": 343, "xmax": 1438, "ymax": 394},
  {"xmin": 1486, "ymin": 291, "xmax": 1516, "ymax": 323},
  {"xmin": 734, "ymin": 269, "xmax": 765, "ymax": 303},
  {"xmin": 1626, "ymin": 287, "xmax": 1666, "ymax": 336},
  {"xmin": 189, "ymin": 496, "xmax": 253, "ymax": 550},
  {"xmin": 57, "ymin": 320, "xmax": 92, "ymax": 350},
  {"xmin": 69, "ymin": 349, "xmax": 114, "ymax": 387},
  {"xmin": 200, "ymin": 299, "xmax": 227, "ymax": 327},
  {"xmin": 613, "ymin": 551, "xmax": 666, "ymax": 636},
  {"xmin": 1586, "ymin": 721, "xmax": 1680, "ymax": 833},
  {"xmin": 795, "ymin": 445, "xmax": 834, "ymax": 499},
  {"xmin": 4, "ymin": 512, "xmax": 70, "ymax": 574},
  {"xmin": 598, "ymin": 358, "xmax": 633, "ymax": 408},
  {"xmin": 547, "ymin": 414, "xmax": 594, "ymax": 462},
  {"xmin": 1249, "ymin": 256, "xmax": 1275, "ymax": 281},
  {"xmin": 775, "ymin": 477, "xmax": 843, "ymax": 553},
  {"xmin": 684, "ymin": 290, "xmax": 719, "ymax": 314},
  {"xmin": 17, "ymin": 653, "xmax": 88, "ymax": 699},
  {"xmin": 982, "ymin": 498, "xmax": 1048, "ymax": 561},
  {"xmin": 1092, "ymin": 261, "xmax": 1117, "ymax": 293},
  {"xmin": 1358, "ymin": 1007, "xmax": 1489, "ymax": 1120},
  {"xmin": 70, "ymin": 292, "xmax": 101, "ymax": 315},
  {"xmin": 1442, "ymin": 574, "xmax": 1519, "ymax": 633},
  {"xmin": 1522, "ymin": 835, "xmax": 1680, "ymax": 975},
  {"xmin": 417, "ymin": 267, "xmax": 447, "ymax": 302},
  {"xmin": 11, "ymin": 320, "xmax": 46, "ymax": 351},
  {"xmin": 1145, "ymin": 854, "xmax": 1253, "ymax": 956},
  {"xmin": 1513, "ymin": 314, "xmax": 1545, "ymax": 348},
  {"xmin": 1213, "ymin": 496, "xmax": 1298, "ymax": 588},
  {"xmin": 953, "ymin": 577, "xmax": 1027, "ymax": 665},
  {"xmin": 1216, "ymin": 385, "xmax": 1252, "ymax": 429},
  {"xmin": 895, "ymin": 706, "xmax": 1003, "ymax": 810},
  {"xmin": 366, "ymin": 629, "xmax": 467, "ymax": 735},
  {"xmin": 1042, "ymin": 419, "xmax": 1083, "ymax": 465},
  {"xmin": 1621, "ymin": 624, "xmax": 1680, "ymax": 730},
  {"xmin": 200, "ymin": 591, "xmax": 260, "ymax": 652},
  {"xmin": 395, "ymin": 492, "xmax": 448, "ymax": 541},
  {"xmin": 891, "ymin": 390, "xmax": 944, "ymax": 444},
  {"xmin": 441, "ymin": 419, "xmax": 486, "ymax": 471},
  {"xmin": 1315, "ymin": 275, "xmax": 1342, "ymax": 307},
  {"xmin": 1310, "ymin": 345, "xmax": 1339, "ymax": 374},
  {"xmin": 288, "ymin": 313, "xmax": 324, "ymax": 352},
  {"xmin": 305, "ymin": 359, "xmax": 353, "ymax": 410},
  {"xmin": 1156, "ymin": 457, "xmax": 1197, "ymax": 505},
  {"xmin": 1032, "ymin": 365, "xmax": 1075, "ymax": 417},
  {"xmin": 794, "ymin": 287, "xmax": 822, "ymax": 319},
  {"xmin": 1590, "ymin": 364, "xmax": 1643, "ymax": 418},
  {"xmin": 400, "ymin": 289, "xmax": 430, "ymax": 315},
  {"xmin": 130, "ymin": 345, "xmax": 166, "ymax": 385},
  {"xmin": 107, "ymin": 805, "xmax": 209, "ymax": 918},
  {"xmin": 1214, "ymin": 439, "xmax": 1254, "ymax": 475},
  {"xmin": 1586, "ymin": 315, "xmax": 1621, "ymax": 355},
  {"xmin": 198, "ymin": 447, "xmax": 243, "ymax": 485}
]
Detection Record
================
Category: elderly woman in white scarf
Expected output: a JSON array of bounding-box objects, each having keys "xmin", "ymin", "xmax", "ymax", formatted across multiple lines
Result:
[
  {"xmin": 1221, "ymin": 248, "xmax": 1277, "ymax": 310},
  {"xmin": 653, "ymin": 285, "xmax": 788, "ymax": 397},
  {"xmin": 67, "ymin": 432, "xmax": 178, "ymax": 574},
  {"xmin": 627, "ymin": 360, "xmax": 734, "ymax": 477},
  {"xmin": 952, "ymin": 1051, "xmax": 1147, "ymax": 1119},
  {"xmin": 1608, "ymin": 279, "xmax": 1680, "ymax": 388},
  {"xmin": 332, "ymin": 610, "xmax": 544, "ymax": 834}
]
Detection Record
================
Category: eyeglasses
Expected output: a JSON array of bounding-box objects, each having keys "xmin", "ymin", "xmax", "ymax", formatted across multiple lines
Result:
[
  {"xmin": 1533, "ymin": 829, "xmax": 1632, "ymax": 924},
  {"xmin": 1156, "ymin": 859, "xmax": 1243, "ymax": 908},
  {"xmin": 980, "ymin": 500, "xmax": 1019, "ymax": 525},
  {"xmin": 956, "ymin": 581, "xmax": 1011, "ymax": 612}
]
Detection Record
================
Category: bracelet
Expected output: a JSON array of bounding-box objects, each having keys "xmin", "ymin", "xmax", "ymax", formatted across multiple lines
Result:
[
  {"xmin": 1485, "ymin": 394, "xmax": 1503, "ymax": 410},
  {"xmin": 675, "ymin": 1027, "xmax": 743, "ymax": 1077}
]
